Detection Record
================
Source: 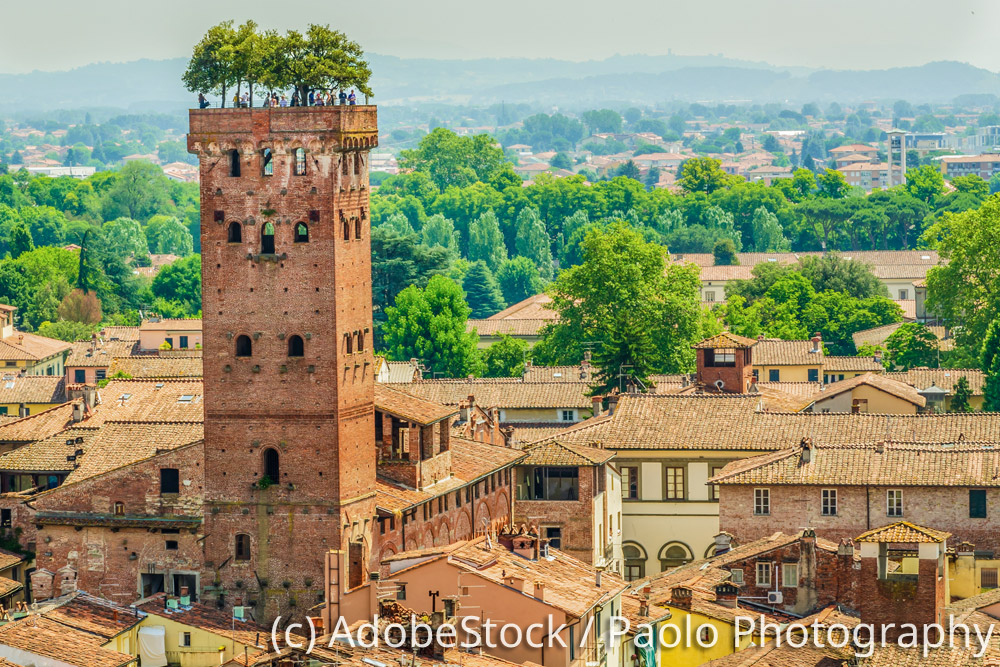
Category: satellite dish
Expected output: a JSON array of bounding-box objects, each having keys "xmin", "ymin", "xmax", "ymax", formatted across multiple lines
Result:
[{"xmin": 715, "ymin": 380, "xmax": 725, "ymax": 389}]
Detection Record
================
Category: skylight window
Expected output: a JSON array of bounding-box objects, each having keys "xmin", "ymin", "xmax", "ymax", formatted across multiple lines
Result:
[
  {"xmin": 120, "ymin": 394, "xmax": 132, "ymax": 401},
  {"xmin": 177, "ymin": 395, "xmax": 195, "ymax": 403}
]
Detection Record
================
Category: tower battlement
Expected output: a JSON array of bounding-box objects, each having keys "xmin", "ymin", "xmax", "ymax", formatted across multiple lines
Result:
[{"xmin": 188, "ymin": 106, "xmax": 378, "ymax": 152}]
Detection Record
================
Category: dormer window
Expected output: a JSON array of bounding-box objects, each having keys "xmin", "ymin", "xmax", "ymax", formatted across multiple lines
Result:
[{"xmin": 705, "ymin": 348, "xmax": 736, "ymax": 367}]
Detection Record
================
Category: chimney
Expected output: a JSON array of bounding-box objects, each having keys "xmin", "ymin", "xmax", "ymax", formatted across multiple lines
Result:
[
  {"xmin": 592, "ymin": 395, "xmax": 603, "ymax": 418},
  {"xmin": 82, "ymin": 385, "xmax": 97, "ymax": 410},
  {"xmin": 670, "ymin": 586, "xmax": 693, "ymax": 608},
  {"xmin": 714, "ymin": 583, "xmax": 739, "ymax": 608},
  {"xmin": 503, "ymin": 575, "xmax": 525, "ymax": 592},
  {"xmin": 801, "ymin": 528, "xmax": 816, "ymax": 545},
  {"xmin": 533, "ymin": 581, "xmax": 545, "ymax": 602},
  {"xmin": 874, "ymin": 350, "xmax": 882, "ymax": 366},
  {"xmin": 607, "ymin": 395, "xmax": 619, "ymax": 416},
  {"xmin": 460, "ymin": 399, "xmax": 470, "ymax": 423},
  {"xmin": 757, "ymin": 334, "xmax": 765, "ymax": 341},
  {"xmin": 837, "ymin": 539, "xmax": 855, "ymax": 559},
  {"xmin": 800, "ymin": 437, "xmax": 813, "ymax": 463},
  {"xmin": 581, "ymin": 351, "xmax": 592, "ymax": 379},
  {"xmin": 71, "ymin": 402, "xmax": 84, "ymax": 423},
  {"xmin": 810, "ymin": 333, "xmax": 822, "ymax": 354},
  {"xmin": 681, "ymin": 375, "xmax": 689, "ymax": 388},
  {"xmin": 713, "ymin": 532, "xmax": 733, "ymax": 556}
]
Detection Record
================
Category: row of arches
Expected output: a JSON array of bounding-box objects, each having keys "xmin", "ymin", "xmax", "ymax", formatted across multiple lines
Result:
[
  {"xmin": 622, "ymin": 540, "xmax": 701, "ymax": 581},
  {"xmin": 234, "ymin": 334, "xmax": 304, "ymax": 358},
  {"xmin": 229, "ymin": 147, "xmax": 309, "ymax": 178}
]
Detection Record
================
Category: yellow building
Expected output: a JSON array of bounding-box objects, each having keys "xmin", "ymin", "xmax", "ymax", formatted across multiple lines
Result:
[
  {"xmin": 134, "ymin": 593, "xmax": 266, "ymax": 667},
  {"xmin": 801, "ymin": 372, "xmax": 925, "ymax": 414},
  {"xmin": 0, "ymin": 375, "xmax": 66, "ymax": 417},
  {"xmin": 887, "ymin": 367, "xmax": 985, "ymax": 412},
  {"xmin": 752, "ymin": 337, "xmax": 824, "ymax": 383},
  {"xmin": 0, "ymin": 306, "xmax": 71, "ymax": 377}
]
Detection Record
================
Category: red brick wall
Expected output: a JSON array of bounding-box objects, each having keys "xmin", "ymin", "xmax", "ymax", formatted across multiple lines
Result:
[
  {"xmin": 715, "ymin": 539, "xmax": 858, "ymax": 615},
  {"xmin": 696, "ymin": 347, "xmax": 754, "ymax": 393},
  {"xmin": 513, "ymin": 465, "xmax": 596, "ymax": 564},
  {"xmin": 189, "ymin": 107, "xmax": 378, "ymax": 620},
  {"xmin": 859, "ymin": 554, "xmax": 945, "ymax": 637},
  {"xmin": 720, "ymin": 485, "xmax": 1000, "ymax": 553},
  {"xmin": 30, "ymin": 443, "xmax": 205, "ymax": 605},
  {"xmin": 376, "ymin": 471, "xmax": 513, "ymax": 569}
]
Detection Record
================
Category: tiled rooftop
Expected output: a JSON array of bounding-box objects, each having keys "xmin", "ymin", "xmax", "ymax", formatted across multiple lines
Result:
[
  {"xmin": 135, "ymin": 593, "xmax": 265, "ymax": 648},
  {"xmin": 386, "ymin": 379, "xmax": 592, "ymax": 409},
  {"xmin": 519, "ymin": 440, "xmax": 615, "ymax": 467},
  {"xmin": 65, "ymin": 340, "xmax": 138, "ymax": 367},
  {"xmin": 809, "ymin": 372, "xmax": 926, "ymax": 408},
  {"xmin": 139, "ymin": 318, "xmax": 202, "ymax": 332},
  {"xmin": 0, "ymin": 375, "xmax": 65, "ymax": 404},
  {"xmin": 40, "ymin": 592, "xmax": 143, "ymax": 639},
  {"xmin": 374, "ymin": 384, "xmax": 457, "ymax": 425},
  {"xmin": 89, "ymin": 379, "xmax": 205, "ymax": 425},
  {"xmin": 467, "ymin": 319, "xmax": 551, "ymax": 337},
  {"xmin": 822, "ymin": 355, "xmax": 884, "ymax": 372},
  {"xmin": 0, "ymin": 402, "xmax": 82, "ymax": 444},
  {"xmin": 856, "ymin": 522, "xmax": 950, "ymax": 544},
  {"xmin": 0, "ymin": 615, "xmax": 135, "ymax": 667},
  {"xmin": 107, "ymin": 356, "xmax": 203, "ymax": 379},
  {"xmin": 486, "ymin": 294, "xmax": 557, "ymax": 320},
  {"xmin": 0, "ymin": 332, "xmax": 72, "ymax": 362},
  {"xmin": 62, "ymin": 422, "xmax": 203, "ymax": 485},
  {"xmin": 754, "ymin": 338, "xmax": 822, "ymax": 366},
  {"xmin": 887, "ymin": 367, "xmax": 984, "ymax": 395}
]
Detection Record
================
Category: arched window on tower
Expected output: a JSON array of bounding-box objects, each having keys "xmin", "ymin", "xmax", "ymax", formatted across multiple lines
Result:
[
  {"xmin": 294, "ymin": 223, "xmax": 309, "ymax": 243},
  {"xmin": 261, "ymin": 222, "xmax": 275, "ymax": 254},
  {"xmin": 235, "ymin": 534, "xmax": 251, "ymax": 561},
  {"xmin": 261, "ymin": 148, "xmax": 273, "ymax": 176},
  {"xmin": 263, "ymin": 448, "xmax": 280, "ymax": 483},
  {"xmin": 288, "ymin": 335, "xmax": 304, "ymax": 357},
  {"xmin": 294, "ymin": 148, "xmax": 306, "ymax": 176},
  {"xmin": 235, "ymin": 335, "xmax": 252, "ymax": 358},
  {"xmin": 229, "ymin": 150, "xmax": 241, "ymax": 177},
  {"xmin": 343, "ymin": 220, "xmax": 351, "ymax": 241},
  {"xmin": 344, "ymin": 333, "xmax": 353, "ymax": 354},
  {"xmin": 227, "ymin": 222, "xmax": 242, "ymax": 243}
]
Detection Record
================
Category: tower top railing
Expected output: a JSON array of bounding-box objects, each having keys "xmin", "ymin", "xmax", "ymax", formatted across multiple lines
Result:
[{"xmin": 188, "ymin": 105, "xmax": 377, "ymax": 138}]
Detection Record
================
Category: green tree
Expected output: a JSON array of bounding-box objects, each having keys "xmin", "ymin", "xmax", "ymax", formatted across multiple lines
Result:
[
  {"xmin": 383, "ymin": 275, "xmax": 480, "ymax": 377},
  {"xmin": 749, "ymin": 206, "xmax": 790, "ymax": 252},
  {"xmin": 145, "ymin": 216, "xmax": 195, "ymax": 256},
  {"xmin": 462, "ymin": 261, "xmax": 506, "ymax": 319},
  {"xmin": 983, "ymin": 320, "xmax": 1000, "ymax": 412},
  {"xmin": 514, "ymin": 208, "xmax": 553, "ymax": 281},
  {"xmin": 496, "ymin": 256, "xmax": 544, "ymax": 306},
  {"xmin": 399, "ymin": 128, "xmax": 509, "ymax": 191},
  {"xmin": 712, "ymin": 238, "xmax": 738, "ymax": 266},
  {"xmin": 101, "ymin": 161, "xmax": 172, "ymax": 222},
  {"xmin": 9, "ymin": 223, "xmax": 33, "ymax": 258},
  {"xmin": 678, "ymin": 157, "xmax": 737, "ymax": 195},
  {"xmin": 535, "ymin": 221, "xmax": 705, "ymax": 393},
  {"xmin": 467, "ymin": 210, "xmax": 508, "ymax": 271},
  {"xmin": 951, "ymin": 375, "xmax": 973, "ymax": 412},
  {"xmin": 420, "ymin": 214, "xmax": 459, "ymax": 255},
  {"xmin": 816, "ymin": 169, "xmax": 849, "ymax": 198},
  {"xmin": 924, "ymin": 197, "xmax": 1000, "ymax": 348},
  {"xmin": 151, "ymin": 255, "xmax": 202, "ymax": 314},
  {"xmin": 481, "ymin": 334, "xmax": 529, "ymax": 378},
  {"xmin": 883, "ymin": 323, "xmax": 939, "ymax": 370},
  {"xmin": 274, "ymin": 24, "xmax": 373, "ymax": 100},
  {"xmin": 102, "ymin": 217, "xmax": 149, "ymax": 263},
  {"xmin": 37, "ymin": 320, "xmax": 100, "ymax": 342},
  {"xmin": 581, "ymin": 109, "xmax": 623, "ymax": 134},
  {"xmin": 905, "ymin": 164, "xmax": 945, "ymax": 203},
  {"xmin": 798, "ymin": 254, "xmax": 887, "ymax": 299},
  {"xmin": 182, "ymin": 20, "xmax": 238, "ymax": 105},
  {"xmin": 951, "ymin": 175, "xmax": 989, "ymax": 200}
]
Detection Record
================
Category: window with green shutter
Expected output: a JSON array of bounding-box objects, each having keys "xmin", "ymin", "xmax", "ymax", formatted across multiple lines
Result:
[{"xmin": 970, "ymin": 489, "xmax": 987, "ymax": 518}]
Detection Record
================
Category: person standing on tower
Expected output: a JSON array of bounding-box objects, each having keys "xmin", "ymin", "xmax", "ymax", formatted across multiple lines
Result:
[
  {"xmin": 339, "ymin": 89, "xmax": 347, "ymax": 106},
  {"xmin": 348, "ymin": 90, "xmax": 357, "ymax": 105}
]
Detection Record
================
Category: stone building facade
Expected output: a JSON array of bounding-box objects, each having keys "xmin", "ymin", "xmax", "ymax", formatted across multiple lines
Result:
[{"xmin": 189, "ymin": 105, "xmax": 380, "ymax": 618}]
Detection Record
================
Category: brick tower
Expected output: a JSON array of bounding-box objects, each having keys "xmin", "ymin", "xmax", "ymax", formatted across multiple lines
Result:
[{"xmin": 187, "ymin": 105, "xmax": 378, "ymax": 620}]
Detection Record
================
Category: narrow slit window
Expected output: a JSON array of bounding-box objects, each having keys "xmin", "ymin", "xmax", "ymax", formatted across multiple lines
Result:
[
  {"xmin": 342, "ymin": 155, "xmax": 349, "ymax": 175},
  {"xmin": 354, "ymin": 152, "xmax": 361, "ymax": 175},
  {"xmin": 294, "ymin": 148, "xmax": 307, "ymax": 176},
  {"xmin": 263, "ymin": 448, "xmax": 280, "ymax": 483},
  {"xmin": 229, "ymin": 150, "xmax": 241, "ymax": 177},
  {"xmin": 343, "ymin": 220, "xmax": 351, "ymax": 241},
  {"xmin": 261, "ymin": 222, "xmax": 275, "ymax": 254},
  {"xmin": 355, "ymin": 218, "xmax": 362, "ymax": 239},
  {"xmin": 261, "ymin": 148, "xmax": 273, "ymax": 176},
  {"xmin": 345, "ymin": 333, "xmax": 353, "ymax": 354}
]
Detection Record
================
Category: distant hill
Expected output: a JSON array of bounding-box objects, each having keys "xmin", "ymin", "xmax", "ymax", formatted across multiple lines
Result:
[{"xmin": 0, "ymin": 55, "xmax": 998, "ymax": 113}]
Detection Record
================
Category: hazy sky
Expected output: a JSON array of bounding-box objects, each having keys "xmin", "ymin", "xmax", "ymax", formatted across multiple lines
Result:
[{"xmin": 2, "ymin": 0, "xmax": 996, "ymax": 74}]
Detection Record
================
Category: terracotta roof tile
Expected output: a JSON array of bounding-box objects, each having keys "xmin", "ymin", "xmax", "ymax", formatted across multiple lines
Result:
[
  {"xmin": 65, "ymin": 340, "xmax": 138, "ymax": 367},
  {"xmin": 0, "ymin": 402, "xmax": 81, "ymax": 444},
  {"xmin": 887, "ymin": 368, "xmax": 984, "ymax": 395},
  {"xmin": 61, "ymin": 422, "xmax": 203, "ymax": 485},
  {"xmin": 107, "ymin": 356, "xmax": 203, "ymax": 379},
  {"xmin": 822, "ymin": 355, "xmax": 884, "ymax": 372},
  {"xmin": 0, "ymin": 549, "xmax": 24, "ymax": 572},
  {"xmin": 135, "ymin": 593, "xmax": 265, "ymax": 648},
  {"xmin": 374, "ymin": 384, "xmax": 457, "ymax": 425},
  {"xmin": 0, "ymin": 375, "xmax": 65, "ymax": 404},
  {"xmin": 0, "ymin": 332, "xmax": 71, "ymax": 362},
  {"xmin": 386, "ymin": 380, "xmax": 592, "ymax": 410},
  {"xmin": 710, "ymin": 442, "xmax": 1000, "ymax": 487},
  {"xmin": 519, "ymin": 440, "xmax": 615, "ymax": 466},
  {"xmin": 0, "ymin": 615, "xmax": 135, "ymax": 667},
  {"xmin": 139, "ymin": 318, "xmax": 202, "ymax": 332},
  {"xmin": 856, "ymin": 521, "xmax": 950, "ymax": 544},
  {"xmin": 487, "ymin": 294, "xmax": 557, "ymax": 320},
  {"xmin": 0, "ymin": 426, "xmax": 100, "ymax": 473},
  {"xmin": 41, "ymin": 592, "xmax": 143, "ymax": 639},
  {"xmin": 538, "ymin": 393, "xmax": 1000, "ymax": 451},
  {"xmin": 754, "ymin": 338, "xmax": 822, "ymax": 366},
  {"xmin": 90, "ymin": 379, "xmax": 205, "ymax": 425},
  {"xmin": 468, "ymin": 319, "xmax": 551, "ymax": 337},
  {"xmin": 672, "ymin": 250, "xmax": 940, "ymax": 281},
  {"xmin": 99, "ymin": 326, "xmax": 140, "ymax": 342},
  {"xmin": 522, "ymin": 365, "xmax": 594, "ymax": 383},
  {"xmin": 693, "ymin": 332, "xmax": 758, "ymax": 349},
  {"xmin": 808, "ymin": 372, "xmax": 925, "ymax": 408}
]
